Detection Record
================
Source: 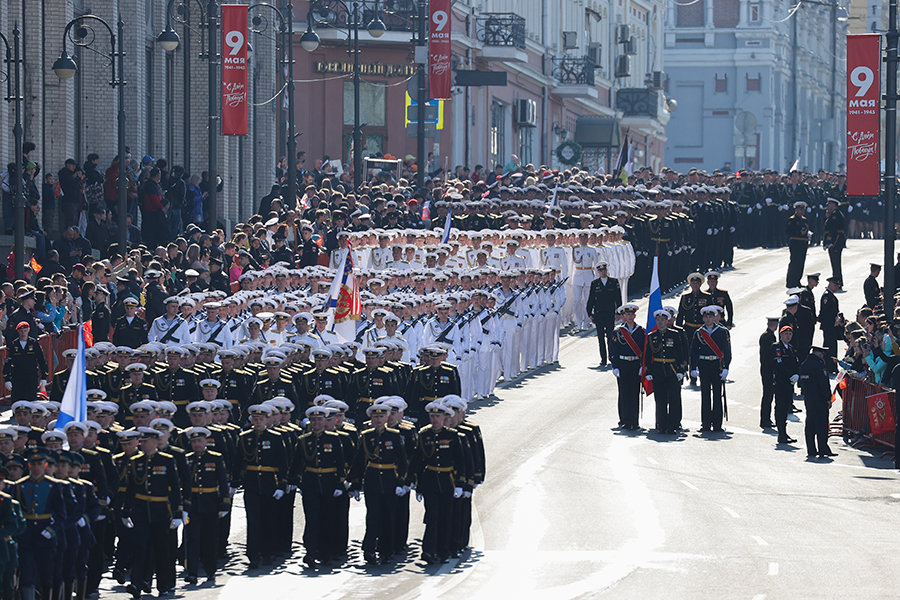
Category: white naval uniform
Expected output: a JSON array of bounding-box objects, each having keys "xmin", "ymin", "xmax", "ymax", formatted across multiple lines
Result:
[
  {"xmin": 148, "ymin": 316, "xmax": 191, "ymax": 346},
  {"xmin": 194, "ymin": 318, "xmax": 234, "ymax": 349},
  {"xmin": 571, "ymin": 245, "xmax": 598, "ymax": 329},
  {"xmin": 370, "ymin": 247, "xmax": 391, "ymax": 271}
]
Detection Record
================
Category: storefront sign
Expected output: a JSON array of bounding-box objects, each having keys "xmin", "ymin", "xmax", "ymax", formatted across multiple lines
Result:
[
  {"xmin": 315, "ymin": 61, "xmax": 417, "ymax": 77},
  {"xmin": 221, "ymin": 5, "xmax": 248, "ymax": 135},
  {"xmin": 846, "ymin": 34, "xmax": 880, "ymax": 196},
  {"xmin": 429, "ymin": 0, "xmax": 451, "ymax": 99}
]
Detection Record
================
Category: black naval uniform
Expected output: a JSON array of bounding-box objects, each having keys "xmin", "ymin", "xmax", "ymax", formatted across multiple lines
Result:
[
  {"xmin": 690, "ymin": 324, "xmax": 732, "ymax": 431},
  {"xmin": 347, "ymin": 425, "xmax": 408, "ymax": 562},
  {"xmin": 772, "ymin": 340, "xmax": 800, "ymax": 443},
  {"xmin": 111, "ymin": 316, "xmax": 149, "ymax": 349},
  {"xmin": 823, "ymin": 208, "xmax": 846, "ymax": 282},
  {"xmin": 759, "ymin": 326, "xmax": 777, "ymax": 427},
  {"xmin": 3, "ymin": 337, "xmax": 49, "ymax": 401},
  {"xmin": 287, "ymin": 428, "xmax": 346, "ymax": 566},
  {"xmin": 404, "ymin": 364, "xmax": 462, "ymax": 427},
  {"xmin": 585, "ymin": 275, "xmax": 622, "ymax": 364},
  {"xmin": 610, "ymin": 323, "xmax": 645, "ymax": 430},
  {"xmin": 799, "ymin": 352, "xmax": 833, "ymax": 457},
  {"xmin": 184, "ymin": 448, "xmax": 229, "ymax": 581},
  {"xmin": 785, "ymin": 212, "xmax": 809, "ymax": 288},
  {"xmin": 818, "ymin": 287, "xmax": 841, "ymax": 373},
  {"xmin": 644, "ymin": 326, "xmax": 686, "ymax": 434},
  {"xmin": 350, "ymin": 366, "xmax": 399, "ymax": 424}
]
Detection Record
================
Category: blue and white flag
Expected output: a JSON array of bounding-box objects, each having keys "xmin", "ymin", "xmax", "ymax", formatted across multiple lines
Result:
[
  {"xmin": 789, "ymin": 151, "xmax": 801, "ymax": 173},
  {"xmin": 646, "ymin": 255, "xmax": 663, "ymax": 334},
  {"xmin": 441, "ymin": 206, "xmax": 452, "ymax": 244},
  {"xmin": 327, "ymin": 244, "xmax": 361, "ymax": 343},
  {"xmin": 56, "ymin": 325, "xmax": 87, "ymax": 431}
]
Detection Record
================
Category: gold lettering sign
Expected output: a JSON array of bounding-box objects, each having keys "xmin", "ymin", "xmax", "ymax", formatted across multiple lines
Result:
[{"xmin": 315, "ymin": 61, "xmax": 417, "ymax": 77}]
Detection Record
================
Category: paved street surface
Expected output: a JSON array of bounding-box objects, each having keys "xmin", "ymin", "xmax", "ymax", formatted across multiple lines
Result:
[{"xmin": 94, "ymin": 240, "xmax": 900, "ymax": 599}]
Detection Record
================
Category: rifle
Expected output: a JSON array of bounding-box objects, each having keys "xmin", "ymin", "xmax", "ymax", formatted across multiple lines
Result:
[
  {"xmin": 481, "ymin": 288, "xmax": 524, "ymax": 325},
  {"xmin": 354, "ymin": 321, "xmax": 371, "ymax": 344}
]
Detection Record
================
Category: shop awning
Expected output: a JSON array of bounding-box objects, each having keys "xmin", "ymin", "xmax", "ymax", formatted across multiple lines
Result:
[{"xmin": 574, "ymin": 117, "xmax": 621, "ymax": 148}]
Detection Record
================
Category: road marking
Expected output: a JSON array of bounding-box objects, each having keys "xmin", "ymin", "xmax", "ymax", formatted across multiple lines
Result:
[
  {"xmin": 768, "ymin": 562, "xmax": 779, "ymax": 576},
  {"xmin": 723, "ymin": 507, "xmax": 740, "ymax": 518},
  {"xmin": 890, "ymin": 493, "xmax": 900, "ymax": 499},
  {"xmin": 752, "ymin": 535, "xmax": 768, "ymax": 546},
  {"xmin": 681, "ymin": 480, "xmax": 699, "ymax": 491},
  {"xmin": 647, "ymin": 457, "xmax": 658, "ymax": 465},
  {"xmin": 753, "ymin": 595, "xmax": 767, "ymax": 600}
]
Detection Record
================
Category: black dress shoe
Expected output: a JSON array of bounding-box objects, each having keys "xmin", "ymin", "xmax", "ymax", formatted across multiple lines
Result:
[
  {"xmin": 114, "ymin": 569, "xmax": 127, "ymax": 585},
  {"xmin": 125, "ymin": 584, "xmax": 141, "ymax": 600},
  {"xmin": 247, "ymin": 561, "xmax": 260, "ymax": 570},
  {"xmin": 819, "ymin": 451, "xmax": 837, "ymax": 457},
  {"xmin": 422, "ymin": 553, "xmax": 438, "ymax": 564},
  {"xmin": 786, "ymin": 437, "xmax": 797, "ymax": 444},
  {"xmin": 364, "ymin": 552, "xmax": 379, "ymax": 565},
  {"xmin": 760, "ymin": 422, "xmax": 775, "ymax": 429},
  {"xmin": 184, "ymin": 576, "xmax": 198, "ymax": 585},
  {"xmin": 302, "ymin": 555, "xmax": 316, "ymax": 569},
  {"xmin": 807, "ymin": 453, "xmax": 818, "ymax": 458},
  {"xmin": 712, "ymin": 427, "xmax": 725, "ymax": 432}
]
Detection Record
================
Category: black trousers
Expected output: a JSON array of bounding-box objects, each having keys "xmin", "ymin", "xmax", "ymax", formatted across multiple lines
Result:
[
  {"xmin": 651, "ymin": 368, "xmax": 680, "ymax": 432},
  {"xmin": 422, "ymin": 492, "xmax": 453, "ymax": 559},
  {"xmin": 828, "ymin": 245, "xmax": 843, "ymax": 283},
  {"xmin": 362, "ymin": 492, "xmax": 394, "ymax": 555},
  {"xmin": 774, "ymin": 381, "xmax": 794, "ymax": 440},
  {"xmin": 86, "ymin": 516, "xmax": 106, "ymax": 594},
  {"xmin": 130, "ymin": 519, "xmax": 173, "ymax": 593},
  {"xmin": 331, "ymin": 493, "xmax": 351, "ymax": 557},
  {"xmin": 823, "ymin": 328, "xmax": 839, "ymax": 373},
  {"xmin": 616, "ymin": 362, "xmax": 641, "ymax": 428},
  {"xmin": 699, "ymin": 361, "xmax": 723, "ymax": 429},
  {"xmin": 760, "ymin": 369, "xmax": 775, "ymax": 424},
  {"xmin": 186, "ymin": 511, "xmax": 219, "ymax": 578},
  {"xmin": 804, "ymin": 398, "xmax": 830, "ymax": 455},
  {"xmin": 301, "ymin": 492, "xmax": 336, "ymax": 559},
  {"xmin": 393, "ymin": 493, "xmax": 410, "ymax": 554},
  {"xmin": 594, "ymin": 314, "xmax": 615, "ymax": 363},
  {"xmin": 451, "ymin": 495, "xmax": 473, "ymax": 552},
  {"xmin": 786, "ymin": 240, "xmax": 807, "ymax": 288},
  {"xmin": 243, "ymin": 490, "xmax": 277, "ymax": 562}
]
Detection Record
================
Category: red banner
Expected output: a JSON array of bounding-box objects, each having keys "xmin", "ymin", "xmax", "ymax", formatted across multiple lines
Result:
[
  {"xmin": 221, "ymin": 5, "xmax": 249, "ymax": 135},
  {"xmin": 867, "ymin": 392, "xmax": 895, "ymax": 435},
  {"xmin": 846, "ymin": 34, "xmax": 880, "ymax": 196},
  {"xmin": 428, "ymin": 0, "xmax": 451, "ymax": 100}
]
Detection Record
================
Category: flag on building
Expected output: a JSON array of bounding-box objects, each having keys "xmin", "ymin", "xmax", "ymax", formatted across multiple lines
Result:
[
  {"xmin": 642, "ymin": 255, "xmax": 663, "ymax": 396},
  {"xmin": 327, "ymin": 244, "xmax": 361, "ymax": 343},
  {"xmin": 55, "ymin": 325, "xmax": 87, "ymax": 431}
]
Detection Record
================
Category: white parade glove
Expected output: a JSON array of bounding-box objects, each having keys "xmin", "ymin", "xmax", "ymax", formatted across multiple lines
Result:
[
  {"xmin": 217, "ymin": 511, "xmax": 229, "ymax": 518},
  {"xmin": 95, "ymin": 514, "xmax": 106, "ymax": 521},
  {"xmin": 403, "ymin": 485, "xmax": 411, "ymax": 495},
  {"xmin": 272, "ymin": 489, "xmax": 285, "ymax": 500},
  {"xmin": 106, "ymin": 496, "xmax": 111, "ymax": 505},
  {"xmin": 706, "ymin": 229, "xmax": 713, "ymax": 236},
  {"xmin": 720, "ymin": 369, "xmax": 728, "ymax": 381},
  {"xmin": 746, "ymin": 208, "xmax": 752, "ymax": 215},
  {"xmin": 676, "ymin": 373, "xmax": 685, "ymax": 380},
  {"xmin": 790, "ymin": 374, "xmax": 799, "ymax": 384},
  {"xmin": 4, "ymin": 382, "xmax": 11, "ymax": 391},
  {"xmin": 170, "ymin": 518, "xmax": 183, "ymax": 529},
  {"xmin": 41, "ymin": 529, "xmax": 52, "ymax": 539},
  {"xmin": 122, "ymin": 517, "xmax": 134, "ymax": 529},
  {"xmin": 343, "ymin": 480, "xmax": 352, "ymax": 490},
  {"xmin": 645, "ymin": 375, "xmax": 653, "ymax": 381},
  {"xmin": 612, "ymin": 369, "xmax": 620, "ymax": 378},
  {"xmin": 182, "ymin": 511, "xmax": 189, "ymax": 522},
  {"xmin": 39, "ymin": 380, "xmax": 47, "ymax": 387},
  {"xmin": 453, "ymin": 487, "xmax": 463, "ymax": 498},
  {"xmin": 690, "ymin": 369, "xmax": 699, "ymax": 379},
  {"xmin": 730, "ymin": 227, "xmax": 735, "ymax": 233},
  {"xmin": 755, "ymin": 203, "xmax": 762, "ymax": 209},
  {"xmin": 463, "ymin": 491, "xmax": 472, "ymax": 499},
  {"xmin": 352, "ymin": 491, "xmax": 360, "ymax": 501},
  {"xmin": 416, "ymin": 492, "xmax": 423, "ymax": 502},
  {"xmin": 77, "ymin": 517, "xmax": 86, "ymax": 528},
  {"xmin": 288, "ymin": 485, "xmax": 298, "ymax": 493},
  {"xmin": 395, "ymin": 486, "xmax": 405, "ymax": 497}
]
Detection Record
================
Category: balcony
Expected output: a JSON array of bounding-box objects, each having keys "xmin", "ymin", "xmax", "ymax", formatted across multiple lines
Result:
[
  {"xmin": 551, "ymin": 56, "xmax": 598, "ymax": 98},
  {"xmin": 616, "ymin": 88, "xmax": 660, "ymax": 118},
  {"xmin": 307, "ymin": 0, "xmax": 415, "ymax": 43},
  {"xmin": 476, "ymin": 13, "xmax": 528, "ymax": 62}
]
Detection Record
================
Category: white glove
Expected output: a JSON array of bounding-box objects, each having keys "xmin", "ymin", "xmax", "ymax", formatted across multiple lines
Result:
[
  {"xmin": 638, "ymin": 367, "xmax": 643, "ymax": 376},
  {"xmin": 4, "ymin": 382, "xmax": 10, "ymax": 391},
  {"xmin": 691, "ymin": 369, "xmax": 699, "ymax": 379},
  {"xmin": 122, "ymin": 517, "xmax": 134, "ymax": 529},
  {"xmin": 352, "ymin": 491, "xmax": 360, "ymax": 501},
  {"xmin": 39, "ymin": 380, "xmax": 47, "ymax": 387},
  {"xmin": 720, "ymin": 369, "xmax": 728, "ymax": 381},
  {"xmin": 790, "ymin": 374, "xmax": 799, "ymax": 384},
  {"xmin": 403, "ymin": 485, "xmax": 411, "ymax": 495},
  {"xmin": 706, "ymin": 229, "xmax": 713, "ymax": 236},
  {"xmin": 395, "ymin": 486, "xmax": 405, "ymax": 496},
  {"xmin": 416, "ymin": 492, "xmax": 423, "ymax": 502},
  {"xmin": 729, "ymin": 227, "xmax": 735, "ymax": 233},
  {"xmin": 612, "ymin": 369, "xmax": 620, "ymax": 378},
  {"xmin": 746, "ymin": 208, "xmax": 752, "ymax": 215},
  {"xmin": 95, "ymin": 514, "xmax": 106, "ymax": 521},
  {"xmin": 182, "ymin": 511, "xmax": 189, "ymax": 522},
  {"xmin": 217, "ymin": 511, "xmax": 229, "ymax": 518},
  {"xmin": 170, "ymin": 519, "xmax": 183, "ymax": 529},
  {"xmin": 41, "ymin": 529, "xmax": 52, "ymax": 539},
  {"xmin": 106, "ymin": 496, "xmax": 112, "ymax": 505},
  {"xmin": 645, "ymin": 374, "xmax": 653, "ymax": 381},
  {"xmin": 77, "ymin": 517, "xmax": 86, "ymax": 528},
  {"xmin": 273, "ymin": 489, "xmax": 285, "ymax": 500},
  {"xmin": 676, "ymin": 373, "xmax": 685, "ymax": 380},
  {"xmin": 343, "ymin": 480, "xmax": 352, "ymax": 490},
  {"xmin": 453, "ymin": 487, "xmax": 463, "ymax": 498},
  {"xmin": 755, "ymin": 203, "xmax": 762, "ymax": 209},
  {"xmin": 463, "ymin": 491, "xmax": 472, "ymax": 499},
  {"xmin": 288, "ymin": 485, "xmax": 298, "ymax": 493},
  {"xmin": 333, "ymin": 489, "xmax": 343, "ymax": 497}
]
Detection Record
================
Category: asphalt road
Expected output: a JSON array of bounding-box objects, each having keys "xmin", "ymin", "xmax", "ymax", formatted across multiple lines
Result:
[{"xmin": 94, "ymin": 239, "xmax": 900, "ymax": 600}]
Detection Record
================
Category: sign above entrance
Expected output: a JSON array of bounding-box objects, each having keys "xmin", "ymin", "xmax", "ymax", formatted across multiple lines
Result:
[{"xmin": 314, "ymin": 61, "xmax": 417, "ymax": 78}]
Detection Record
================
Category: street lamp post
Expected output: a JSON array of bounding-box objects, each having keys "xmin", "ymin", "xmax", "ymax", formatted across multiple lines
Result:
[
  {"xmin": 53, "ymin": 15, "xmax": 127, "ymax": 260},
  {"xmin": 300, "ymin": 0, "xmax": 385, "ymax": 191},
  {"xmin": 0, "ymin": 27, "xmax": 25, "ymax": 278},
  {"xmin": 249, "ymin": 3, "xmax": 296, "ymax": 208},
  {"xmin": 158, "ymin": 1, "xmax": 219, "ymax": 235}
]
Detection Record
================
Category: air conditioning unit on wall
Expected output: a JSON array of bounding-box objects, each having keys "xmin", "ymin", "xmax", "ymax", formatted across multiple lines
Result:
[{"xmin": 515, "ymin": 98, "xmax": 537, "ymax": 127}]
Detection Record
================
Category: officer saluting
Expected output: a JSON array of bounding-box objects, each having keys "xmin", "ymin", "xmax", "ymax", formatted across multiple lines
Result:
[
  {"xmin": 585, "ymin": 261, "xmax": 621, "ymax": 366},
  {"xmin": 111, "ymin": 298, "xmax": 148, "ymax": 349},
  {"xmin": 610, "ymin": 304, "xmax": 644, "ymax": 431},
  {"xmin": 689, "ymin": 305, "xmax": 731, "ymax": 432},
  {"xmin": 643, "ymin": 309, "xmax": 687, "ymax": 435},
  {"xmin": 3, "ymin": 322, "xmax": 48, "ymax": 401}
]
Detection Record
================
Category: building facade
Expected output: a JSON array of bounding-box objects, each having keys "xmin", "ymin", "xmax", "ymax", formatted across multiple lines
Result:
[
  {"xmin": 292, "ymin": 0, "xmax": 670, "ymax": 176},
  {"xmin": 663, "ymin": 0, "xmax": 848, "ymax": 173},
  {"xmin": 0, "ymin": 0, "xmax": 280, "ymax": 234}
]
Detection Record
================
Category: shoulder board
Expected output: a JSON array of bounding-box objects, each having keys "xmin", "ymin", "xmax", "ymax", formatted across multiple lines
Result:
[
  {"xmin": 377, "ymin": 366, "xmax": 393, "ymax": 374},
  {"xmin": 385, "ymin": 426, "xmax": 400, "ymax": 434},
  {"xmin": 361, "ymin": 427, "xmax": 375, "ymax": 435},
  {"xmin": 267, "ymin": 430, "xmax": 283, "ymax": 437},
  {"xmin": 158, "ymin": 451, "xmax": 173, "ymax": 459},
  {"xmin": 239, "ymin": 429, "xmax": 255, "ymax": 437},
  {"xmin": 342, "ymin": 423, "xmax": 357, "ymax": 431},
  {"xmin": 47, "ymin": 477, "xmax": 64, "ymax": 484},
  {"xmin": 336, "ymin": 430, "xmax": 350, "ymax": 438},
  {"xmin": 14, "ymin": 476, "xmax": 28, "ymax": 485},
  {"xmin": 420, "ymin": 424, "xmax": 434, "ymax": 432},
  {"xmin": 207, "ymin": 450, "xmax": 222, "ymax": 457},
  {"xmin": 398, "ymin": 421, "xmax": 415, "ymax": 430},
  {"xmin": 0, "ymin": 491, "xmax": 10, "ymax": 500}
]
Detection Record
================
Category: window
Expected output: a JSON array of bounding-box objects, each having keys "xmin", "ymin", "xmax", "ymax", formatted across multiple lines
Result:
[
  {"xmin": 146, "ymin": 47, "xmax": 154, "ymax": 155},
  {"xmin": 343, "ymin": 82, "xmax": 385, "ymax": 127},
  {"xmin": 750, "ymin": 4, "xmax": 760, "ymax": 21},
  {"xmin": 715, "ymin": 74, "xmax": 727, "ymax": 93},
  {"xmin": 519, "ymin": 127, "xmax": 533, "ymax": 166},
  {"xmin": 746, "ymin": 75, "xmax": 761, "ymax": 91},
  {"xmin": 490, "ymin": 101, "xmax": 505, "ymax": 168}
]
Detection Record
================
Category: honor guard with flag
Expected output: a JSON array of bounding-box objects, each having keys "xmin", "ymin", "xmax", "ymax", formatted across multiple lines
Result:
[
  {"xmin": 676, "ymin": 273, "xmax": 711, "ymax": 386},
  {"xmin": 689, "ymin": 305, "xmax": 732, "ymax": 432},
  {"xmin": 610, "ymin": 304, "xmax": 644, "ymax": 431},
  {"xmin": 643, "ymin": 309, "xmax": 687, "ymax": 434}
]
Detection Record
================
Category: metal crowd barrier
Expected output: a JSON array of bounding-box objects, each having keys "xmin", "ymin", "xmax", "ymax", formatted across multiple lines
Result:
[
  {"xmin": 0, "ymin": 328, "xmax": 80, "ymax": 407},
  {"xmin": 840, "ymin": 373, "xmax": 896, "ymax": 451}
]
